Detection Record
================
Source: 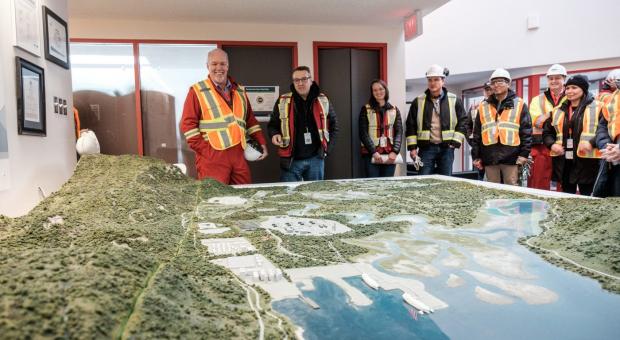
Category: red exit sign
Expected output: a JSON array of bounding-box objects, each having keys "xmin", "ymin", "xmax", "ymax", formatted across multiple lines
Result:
[{"xmin": 404, "ymin": 12, "xmax": 422, "ymax": 41}]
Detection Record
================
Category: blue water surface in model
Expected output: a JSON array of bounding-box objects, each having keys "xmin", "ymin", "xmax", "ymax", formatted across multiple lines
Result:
[
  {"xmin": 272, "ymin": 276, "xmax": 449, "ymax": 340},
  {"xmin": 273, "ymin": 200, "xmax": 620, "ymax": 340}
]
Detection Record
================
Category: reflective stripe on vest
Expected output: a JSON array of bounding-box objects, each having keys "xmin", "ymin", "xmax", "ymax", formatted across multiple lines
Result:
[
  {"xmin": 412, "ymin": 92, "xmax": 462, "ymax": 144},
  {"xmin": 603, "ymin": 90, "xmax": 620, "ymax": 143},
  {"xmin": 316, "ymin": 96, "xmax": 331, "ymax": 144},
  {"xmin": 530, "ymin": 94, "xmax": 567, "ymax": 134},
  {"xmin": 278, "ymin": 92, "xmax": 330, "ymax": 148},
  {"xmin": 550, "ymin": 101, "xmax": 602, "ymax": 158},
  {"xmin": 478, "ymin": 98, "xmax": 523, "ymax": 146},
  {"xmin": 192, "ymin": 78, "xmax": 248, "ymax": 150},
  {"xmin": 363, "ymin": 104, "xmax": 397, "ymax": 147}
]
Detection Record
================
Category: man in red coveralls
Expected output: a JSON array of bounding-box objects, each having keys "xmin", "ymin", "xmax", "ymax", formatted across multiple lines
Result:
[{"xmin": 181, "ymin": 48, "xmax": 268, "ymax": 184}]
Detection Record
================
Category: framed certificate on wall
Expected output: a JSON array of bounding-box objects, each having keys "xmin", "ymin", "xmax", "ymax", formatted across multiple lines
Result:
[
  {"xmin": 16, "ymin": 57, "xmax": 46, "ymax": 136},
  {"xmin": 11, "ymin": 0, "xmax": 41, "ymax": 56},
  {"xmin": 43, "ymin": 6, "xmax": 70, "ymax": 69}
]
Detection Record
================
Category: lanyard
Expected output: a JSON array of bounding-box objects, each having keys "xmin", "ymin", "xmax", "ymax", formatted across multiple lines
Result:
[{"xmin": 567, "ymin": 106, "xmax": 576, "ymax": 136}]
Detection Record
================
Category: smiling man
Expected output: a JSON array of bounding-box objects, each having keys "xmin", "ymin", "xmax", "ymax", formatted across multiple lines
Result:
[
  {"xmin": 471, "ymin": 68, "xmax": 532, "ymax": 186},
  {"xmin": 268, "ymin": 66, "xmax": 338, "ymax": 181},
  {"xmin": 180, "ymin": 48, "xmax": 268, "ymax": 184},
  {"xmin": 527, "ymin": 64, "xmax": 567, "ymax": 190}
]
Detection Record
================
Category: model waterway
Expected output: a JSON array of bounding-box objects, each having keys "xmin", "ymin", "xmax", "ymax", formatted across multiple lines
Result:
[{"xmin": 273, "ymin": 200, "xmax": 620, "ymax": 339}]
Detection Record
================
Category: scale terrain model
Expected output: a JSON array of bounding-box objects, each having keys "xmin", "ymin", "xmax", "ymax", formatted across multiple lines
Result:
[{"xmin": 1, "ymin": 155, "xmax": 618, "ymax": 339}]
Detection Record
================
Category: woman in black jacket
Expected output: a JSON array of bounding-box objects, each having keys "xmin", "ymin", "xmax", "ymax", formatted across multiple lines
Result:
[
  {"xmin": 543, "ymin": 75, "xmax": 601, "ymax": 195},
  {"xmin": 359, "ymin": 79, "xmax": 403, "ymax": 177}
]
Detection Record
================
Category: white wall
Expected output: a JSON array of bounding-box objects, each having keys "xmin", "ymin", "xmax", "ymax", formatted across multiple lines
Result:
[
  {"xmin": 69, "ymin": 18, "xmax": 408, "ymax": 174},
  {"xmin": 0, "ymin": 0, "xmax": 76, "ymax": 217},
  {"xmin": 406, "ymin": 0, "xmax": 620, "ymax": 79}
]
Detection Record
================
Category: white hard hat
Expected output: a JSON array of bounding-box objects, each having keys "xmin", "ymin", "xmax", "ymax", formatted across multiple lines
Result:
[
  {"xmin": 426, "ymin": 64, "xmax": 448, "ymax": 78},
  {"xmin": 75, "ymin": 130, "xmax": 100, "ymax": 155},
  {"xmin": 546, "ymin": 64, "xmax": 567, "ymax": 77},
  {"xmin": 606, "ymin": 69, "xmax": 620, "ymax": 81},
  {"xmin": 489, "ymin": 68, "xmax": 511, "ymax": 82},
  {"xmin": 244, "ymin": 143, "xmax": 262, "ymax": 161}
]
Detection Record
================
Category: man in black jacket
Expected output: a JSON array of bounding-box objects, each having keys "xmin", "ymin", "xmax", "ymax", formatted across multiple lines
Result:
[
  {"xmin": 268, "ymin": 66, "xmax": 338, "ymax": 182},
  {"xmin": 406, "ymin": 65, "xmax": 468, "ymax": 176},
  {"xmin": 472, "ymin": 68, "xmax": 532, "ymax": 185}
]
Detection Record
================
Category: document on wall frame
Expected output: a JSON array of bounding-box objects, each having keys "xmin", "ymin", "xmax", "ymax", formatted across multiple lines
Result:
[
  {"xmin": 12, "ymin": 0, "xmax": 41, "ymax": 56},
  {"xmin": 47, "ymin": 11, "xmax": 68, "ymax": 62},
  {"xmin": 23, "ymin": 71, "xmax": 41, "ymax": 123},
  {"xmin": 245, "ymin": 86, "xmax": 279, "ymax": 116}
]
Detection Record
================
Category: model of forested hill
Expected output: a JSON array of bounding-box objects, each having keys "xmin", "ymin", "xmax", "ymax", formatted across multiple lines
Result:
[
  {"xmin": 0, "ymin": 155, "xmax": 294, "ymax": 339},
  {"xmin": 1, "ymin": 155, "xmax": 619, "ymax": 339},
  {"xmin": 523, "ymin": 196, "xmax": 620, "ymax": 292}
]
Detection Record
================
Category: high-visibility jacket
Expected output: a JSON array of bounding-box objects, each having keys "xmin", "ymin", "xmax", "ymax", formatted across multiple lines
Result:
[
  {"xmin": 478, "ymin": 97, "xmax": 524, "ymax": 146},
  {"xmin": 601, "ymin": 89, "xmax": 620, "ymax": 144},
  {"xmin": 597, "ymin": 91, "xmax": 613, "ymax": 105},
  {"xmin": 276, "ymin": 92, "xmax": 330, "ymax": 158},
  {"xmin": 362, "ymin": 104, "xmax": 397, "ymax": 149},
  {"xmin": 550, "ymin": 100, "xmax": 603, "ymax": 158},
  {"xmin": 406, "ymin": 92, "xmax": 465, "ymax": 147},
  {"xmin": 529, "ymin": 92, "xmax": 566, "ymax": 141},
  {"xmin": 185, "ymin": 77, "xmax": 258, "ymax": 150}
]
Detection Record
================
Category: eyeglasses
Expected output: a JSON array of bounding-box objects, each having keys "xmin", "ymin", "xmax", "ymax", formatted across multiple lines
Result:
[
  {"xmin": 293, "ymin": 77, "xmax": 311, "ymax": 84},
  {"xmin": 491, "ymin": 79, "xmax": 508, "ymax": 85}
]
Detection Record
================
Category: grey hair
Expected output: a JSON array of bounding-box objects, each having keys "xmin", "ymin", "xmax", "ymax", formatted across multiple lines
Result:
[{"xmin": 207, "ymin": 48, "xmax": 229, "ymax": 64}]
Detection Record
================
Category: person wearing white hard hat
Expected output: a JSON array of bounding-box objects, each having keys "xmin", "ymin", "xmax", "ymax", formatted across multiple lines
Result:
[
  {"xmin": 180, "ymin": 48, "xmax": 268, "ymax": 185},
  {"xmin": 527, "ymin": 64, "xmax": 568, "ymax": 190},
  {"xmin": 594, "ymin": 71, "xmax": 620, "ymax": 196},
  {"xmin": 405, "ymin": 64, "xmax": 468, "ymax": 176},
  {"xmin": 268, "ymin": 66, "xmax": 338, "ymax": 181},
  {"xmin": 471, "ymin": 68, "xmax": 532, "ymax": 186},
  {"xmin": 597, "ymin": 69, "xmax": 620, "ymax": 104},
  {"xmin": 543, "ymin": 75, "xmax": 602, "ymax": 196}
]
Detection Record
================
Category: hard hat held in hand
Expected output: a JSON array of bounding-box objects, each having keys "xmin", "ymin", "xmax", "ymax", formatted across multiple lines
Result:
[
  {"xmin": 546, "ymin": 64, "xmax": 567, "ymax": 77},
  {"xmin": 426, "ymin": 64, "xmax": 449, "ymax": 78},
  {"xmin": 76, "ymin": 130, "xmax": 100, "ymax": 155},
  {"xmin": 490, "ymin": 68, "xmax": 511, "ymax": 82},
  {"xmin": 244, "ymin": 139, "xmax": 263, "ymax": 161}
]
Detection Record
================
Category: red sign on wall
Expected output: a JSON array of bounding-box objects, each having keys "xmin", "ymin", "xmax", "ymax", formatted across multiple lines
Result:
[{"xmin": 404, "ymin": 13, "xmax": 420, "ymax": 41}]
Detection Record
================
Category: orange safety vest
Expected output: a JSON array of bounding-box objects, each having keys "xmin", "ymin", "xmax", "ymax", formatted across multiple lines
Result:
[
  {"xmin": 529, "ymin": 93, "xmax": 566, "ymax": 136},
  {"xmin": 602, "ymin": 89, "xmax": 620, "ymax": 143},
  {"xmin": 362, "ymin": 104, "xmax": 397, "ymax": 149},
  {"xmin": 190, "ymin": 78, "xmax": 249, "ymax": 150},
  {"xmin": 277, "ymin": 92, "xmax": 330, "ymax": 157},
  {"xmin": 478, "ymin": 98, "xmax": 524, "ymax": 146},
  {"xmin": 550, "ymin": 100, "xmax": 603, "ymax": 158},
  {"xmin": 597, "ymin": 91, "xmax": 613, "ymax": 105}
]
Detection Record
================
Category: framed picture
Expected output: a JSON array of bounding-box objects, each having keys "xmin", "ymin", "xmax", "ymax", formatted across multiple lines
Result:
[
  {"xmin": 43, "ymin": 6, "xmax": 69, "ymax": 69},
  {"xmin": 16, "ymin": 57, "xmax": 46, "ymax": 136},
  {"xmin": 11, "ymin": 0, "xmax": 41, "ymax": 56}
]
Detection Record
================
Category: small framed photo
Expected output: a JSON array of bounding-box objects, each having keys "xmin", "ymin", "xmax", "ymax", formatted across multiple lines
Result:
[
  {"xmin": 16, "ymin": 57, "xmax": 46, "ymax": 136},
  {"xmin": 43, "ymin": 6, "xmax": 69, "ymax": 69}
]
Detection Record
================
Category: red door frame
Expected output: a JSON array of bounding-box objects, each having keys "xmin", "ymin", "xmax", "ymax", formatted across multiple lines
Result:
[
  {"xmin": 70, "ymin": 38, "xmax": 298, "ymax": 156},
  {"xmin": 312, "ymin": 41, "xmax": 388, "ymax": 84}
]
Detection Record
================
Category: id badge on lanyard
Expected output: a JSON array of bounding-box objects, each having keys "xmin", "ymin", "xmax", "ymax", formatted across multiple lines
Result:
[
  {"xmin": 566, "ymin": 138, "xmax": 574, "ymax": 159},
  {"xmin": 379, "ymin": 136, "xmax": 387, "ymax": 148},
  {"xmin": 566, "ymin": 106, "xmax": 574, "ymax": 160},
  {"xmin": 304, "ymin": 128, "xmax": 312, "ymax": 145}
]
